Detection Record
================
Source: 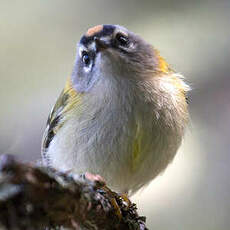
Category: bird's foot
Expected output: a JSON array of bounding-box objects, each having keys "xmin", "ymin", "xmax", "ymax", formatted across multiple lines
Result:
[
  {"xmin": 82, "ymin": 172, "xmax": 132, "ymax": 219},
  {"xmin": 119, "ymin": 193, "xmax": 132, "ymax": 209}
]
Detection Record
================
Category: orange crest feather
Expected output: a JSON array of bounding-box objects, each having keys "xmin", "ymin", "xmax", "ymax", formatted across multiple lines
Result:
[{"xmin": 86, "ymin": 25, "xmax": 103, "ymax": 37}]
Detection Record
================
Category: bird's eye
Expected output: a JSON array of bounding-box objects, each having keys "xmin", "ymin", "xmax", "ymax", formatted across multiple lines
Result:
[
  {"xmin": 115, "ymin": 33, "xmax": 129, "ymax": 46},
  {"xmin": 82, "ymin": 52, "xmax": 90, "ymax": 66}
]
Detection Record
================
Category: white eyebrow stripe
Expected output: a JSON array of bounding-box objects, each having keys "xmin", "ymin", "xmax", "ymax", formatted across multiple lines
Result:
[{"xmin": 79, "ymin": 46, "xmax": 84, "ymax": 57}]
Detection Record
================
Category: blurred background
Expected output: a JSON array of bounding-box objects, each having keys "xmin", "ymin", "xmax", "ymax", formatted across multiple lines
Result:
[{"xmin": 1, "ymin": 0, "xmax": 230, "ymax": 229}]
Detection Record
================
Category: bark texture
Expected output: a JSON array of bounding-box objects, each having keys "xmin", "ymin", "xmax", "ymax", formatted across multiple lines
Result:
[{"xmin": 0, "ymin": 154, "xmax": 148, "ymax": 230}]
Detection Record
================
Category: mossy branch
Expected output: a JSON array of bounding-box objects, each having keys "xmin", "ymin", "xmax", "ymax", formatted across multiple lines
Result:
[{"xmin": 0, "ymin": 154, "xmax": 148, "ymax": 230}]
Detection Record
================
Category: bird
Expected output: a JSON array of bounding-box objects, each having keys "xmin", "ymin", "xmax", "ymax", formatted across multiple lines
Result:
[{"xmin": 41, "ymin": 24, "xmax": 190, "ymax": 195}]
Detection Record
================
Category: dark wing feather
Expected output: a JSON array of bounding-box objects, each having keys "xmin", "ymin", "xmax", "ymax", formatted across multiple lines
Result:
[{"xmin": 41, "ymin": 90, "xmax": 69, "ymax": 163}]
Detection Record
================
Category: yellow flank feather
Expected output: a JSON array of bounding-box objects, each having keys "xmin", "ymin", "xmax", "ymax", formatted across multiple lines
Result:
[
  {"xmin": 158, "ymin": 56, "xmax": 169, "ymax": 73},
  {"xmin": 155, "ymin": 49, "xmax": 189, "ymax": 103},
  {"xmin": 155, "ymin": 49, "xmax": 170, "ymax": 73},
  {"xmin": 63, "ymin": 77, "xmax": 82, "ymax": 115},
  {"xmin": 64, "ymin": 77, "xmax": 78, "ymax": 97},
  {"xmin": 132, "ymin": 139, "xmax": 141, "ymax": 170},
  {"xmin": 132, "ymin": 123, "xmax": 144, "ymax": 171}
]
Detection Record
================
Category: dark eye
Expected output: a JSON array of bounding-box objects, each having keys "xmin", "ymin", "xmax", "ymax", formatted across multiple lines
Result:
[
  {"xmin": 82, "ymin": 52, "xmax": 90, "ymax": 66},
  {"xmin": 115, "ymin": 33, "xmax": 129, "ymax": 46}
]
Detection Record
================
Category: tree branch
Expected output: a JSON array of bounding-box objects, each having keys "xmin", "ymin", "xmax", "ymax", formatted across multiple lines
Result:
[{"xmin": 0, "ymin": 154, "xmax": 148, "ymax": 230}]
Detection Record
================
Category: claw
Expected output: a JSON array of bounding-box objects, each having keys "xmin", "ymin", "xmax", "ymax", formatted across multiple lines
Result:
[{"xmin": 120, "ymin": 193, "xmax": 132, "ymax": 209}]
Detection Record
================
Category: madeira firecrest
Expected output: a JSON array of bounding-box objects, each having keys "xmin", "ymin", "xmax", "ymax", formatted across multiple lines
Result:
[{"xmin": 41, "ymin": 24, "xmax": 189, "ymax": 194}]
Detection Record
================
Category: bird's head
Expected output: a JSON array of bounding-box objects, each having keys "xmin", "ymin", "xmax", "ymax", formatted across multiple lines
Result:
[{"xmin": 71, "ymin": 24, "xmax": 170, "ymax": 93}]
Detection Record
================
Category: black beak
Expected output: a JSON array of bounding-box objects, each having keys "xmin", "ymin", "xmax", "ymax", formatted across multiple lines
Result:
[{"xmin": 94, "ymin": 37, "xmax": 109, "ymax": 51}]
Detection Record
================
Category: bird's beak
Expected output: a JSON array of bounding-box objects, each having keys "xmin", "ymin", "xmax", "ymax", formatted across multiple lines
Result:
[{"xmin": 94, "ymin": 37, "xmax": 110, "ymax": 52}]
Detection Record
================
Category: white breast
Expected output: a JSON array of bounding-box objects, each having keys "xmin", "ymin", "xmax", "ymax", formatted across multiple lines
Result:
[{"xmin": 47, "ymin": 75, "xmax": 186, "ymax": 194}]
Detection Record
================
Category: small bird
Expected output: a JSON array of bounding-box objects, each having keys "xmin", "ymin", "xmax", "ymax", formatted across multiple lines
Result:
[{"xmin": 41, "ymin": 25, "xmax": 189, "ymax": 195}]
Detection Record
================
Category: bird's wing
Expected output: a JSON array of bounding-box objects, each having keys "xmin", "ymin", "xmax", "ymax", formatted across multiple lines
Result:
[{"xmin": 41, "ymin": 78, "xmax": 81, "ymax": 163}]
